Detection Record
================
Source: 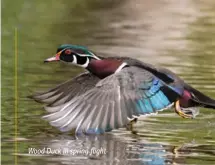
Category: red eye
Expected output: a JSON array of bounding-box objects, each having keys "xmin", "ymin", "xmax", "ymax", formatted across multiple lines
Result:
[{"xmin": 65, "ymin": 49, "xmax": 72, "ymax": 55}]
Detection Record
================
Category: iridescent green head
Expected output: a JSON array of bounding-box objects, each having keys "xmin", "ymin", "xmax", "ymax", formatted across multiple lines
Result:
[{"xmin": 44, "ymin": 44, "xmax": 100, "ymax": 67}]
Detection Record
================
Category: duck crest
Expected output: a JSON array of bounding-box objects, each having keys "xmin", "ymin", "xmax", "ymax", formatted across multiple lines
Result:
[{"xmin": 87, "ymin": 59, "xmax": 128, "ymax": 79}]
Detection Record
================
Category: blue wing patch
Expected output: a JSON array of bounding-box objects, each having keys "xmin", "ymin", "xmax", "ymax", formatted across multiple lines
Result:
[{"xmin": 135, "ymin": 78, "xmax": 180, "ymax": 114}]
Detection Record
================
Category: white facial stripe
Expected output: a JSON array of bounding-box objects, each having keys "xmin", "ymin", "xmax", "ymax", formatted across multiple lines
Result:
[
  {"xmin": 81, "ymin": 57, "xmax": 89, "ymax": 68},
  {"xmin": 77, "ymin": 53, "xmax": 101, "ymax": 60},
  {"xmin": 89, "ymin": 52, "xmax": 101, "ymax": 60},
  {"xmin": 93, "ymin": 55, "xmax": 101, "ymax": 60},
  {"xmin": 115, "ymin": 62, "xmax": 128, "ymax": 73},
  {"xmin": 73, "ymin": 55, "xmax": 77, "ymax": 64}
]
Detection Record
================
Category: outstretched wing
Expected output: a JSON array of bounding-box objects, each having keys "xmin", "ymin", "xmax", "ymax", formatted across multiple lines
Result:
[
  {"xmin": 43, "ymin": 66, "xmax": 181, "ymax": 134},
  {"xmin": 29, "ymin": 72, "xmax": 100, "ymax": 106}
]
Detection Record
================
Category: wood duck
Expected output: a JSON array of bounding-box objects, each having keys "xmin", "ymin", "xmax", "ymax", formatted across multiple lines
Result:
[{"xmin": 30, "ymin": 44, "xmax": 215, "ymax": 134}]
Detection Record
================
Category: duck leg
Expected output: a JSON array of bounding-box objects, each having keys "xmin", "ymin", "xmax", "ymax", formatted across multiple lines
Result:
[
  {"xmin": 126, "ymin": 118, "xmax": 138, "ymax": 134},
  {"xmin": 174, "ymin": 100, "xmax": 193, "ymax": 119}
]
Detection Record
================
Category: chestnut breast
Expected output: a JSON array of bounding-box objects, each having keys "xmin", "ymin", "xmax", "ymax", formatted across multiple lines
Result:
[{"xmin": 87, "ymin": 59, "xmax": 125, "ymax": 79}]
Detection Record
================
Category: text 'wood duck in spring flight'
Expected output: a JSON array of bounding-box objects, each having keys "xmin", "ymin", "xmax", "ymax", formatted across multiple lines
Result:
[{"xmin": 30, "ymin": 44, "xmax": 215, "ymax": 134}]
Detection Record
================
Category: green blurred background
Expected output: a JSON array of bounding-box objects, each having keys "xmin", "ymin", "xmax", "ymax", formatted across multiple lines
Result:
[{"xmin": 2, "ymin": 0, "xmax": 215, "ymax": 164}]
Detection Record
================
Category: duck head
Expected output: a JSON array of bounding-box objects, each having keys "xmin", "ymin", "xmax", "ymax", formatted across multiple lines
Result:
[
  {"xmin": 45, "ymin": 44, "xmax": 128, "ymax": 78},
  {"xmin": 44, "ymin": 44, "xmax": 101, "ymax": 68}
]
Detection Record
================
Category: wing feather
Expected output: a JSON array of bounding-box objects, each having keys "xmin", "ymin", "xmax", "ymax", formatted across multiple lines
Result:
[
  {"xmin": 41, "ymin": 66, "xmax": 180, "ymax": 134},
  {"xmin": 30, "ymin": 72, "xmax": 100, "ymax": 105}
]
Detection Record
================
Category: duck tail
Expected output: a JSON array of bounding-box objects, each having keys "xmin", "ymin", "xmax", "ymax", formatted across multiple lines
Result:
[{"xmin": 186, "ymin": 85, "xmax": 215, "ymax": 109}]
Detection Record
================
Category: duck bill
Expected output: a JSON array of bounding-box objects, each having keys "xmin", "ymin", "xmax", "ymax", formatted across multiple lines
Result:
[
  {"xmin": 44, "ymin": 56, "xmax": 60, "ymax": 63},
  {"xmin": 44, "ymin": 50, "xmax": 62, "ymax": 63}
]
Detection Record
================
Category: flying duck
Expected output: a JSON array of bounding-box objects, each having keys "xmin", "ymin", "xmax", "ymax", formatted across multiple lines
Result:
[{"xmin": 30, "ymin": 44, "xmax": 215, "ymax": 134}]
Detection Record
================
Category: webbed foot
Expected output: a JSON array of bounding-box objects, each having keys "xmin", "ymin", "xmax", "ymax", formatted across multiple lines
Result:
[{"xmin": 174, "ymin": 100, "xmax": 193, "ymax": 119}]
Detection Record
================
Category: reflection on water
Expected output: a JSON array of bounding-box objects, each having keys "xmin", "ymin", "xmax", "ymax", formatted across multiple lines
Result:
[
  {"xmin": 37, "ymin": 134, "xmax": 171, "ymax": 165},
  {"xmin": 8, "ymin": 133, "xmax": 182, "ymax": 165},
  {"xmin": 6, "ymin": 132, "xmax": 215, "ymax": 165},
  {"xmin": 2, "ymin": 0, "xmax": 215, "ymax": 165}
]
